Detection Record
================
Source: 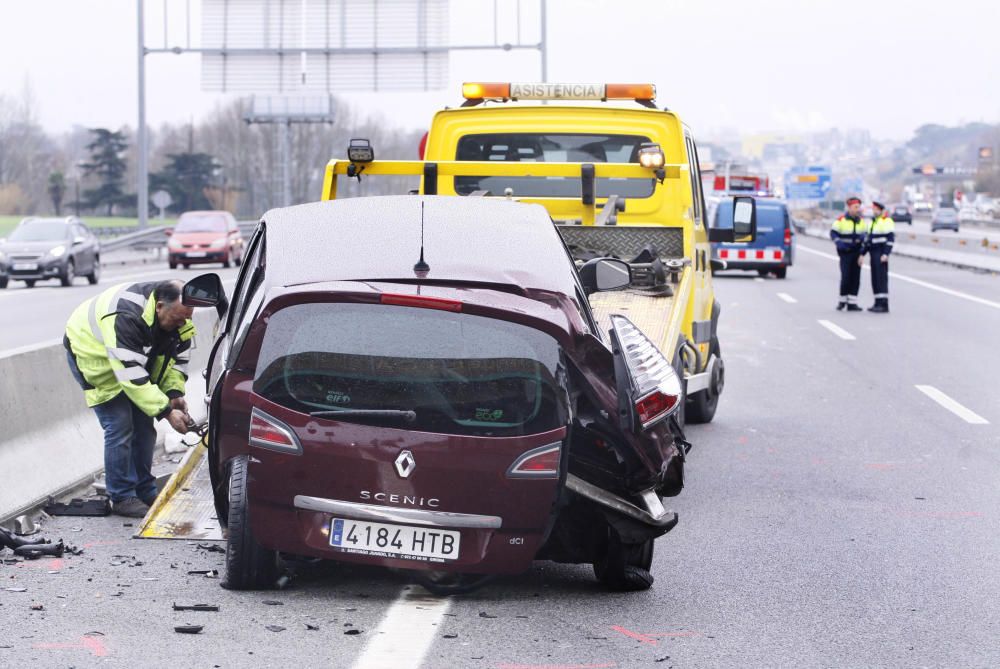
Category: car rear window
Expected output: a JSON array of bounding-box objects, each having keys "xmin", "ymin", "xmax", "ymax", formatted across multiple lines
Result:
[
  {"xmin": 254, "ymin": 303, "xmax": 567, "ymax": 437},
  {"xmin": 714, "ymin": 202, "xmax": 787, "ymax": 230},
  {"xmin": 454, "ymin": 133, "xmax": 655, "ymax": 199}
]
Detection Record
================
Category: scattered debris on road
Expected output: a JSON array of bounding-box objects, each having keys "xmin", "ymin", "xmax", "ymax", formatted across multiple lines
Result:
[
  {"xmin": 173, "ymin": 603, "xmax": 220, "ymax": 612},
  {"xmin": 266, "ymin": 625, "xmax": 286, "ymax": 633},
  {"xmin": 174, "ymin": 625, "xmax": 204, "ymax": 634}
]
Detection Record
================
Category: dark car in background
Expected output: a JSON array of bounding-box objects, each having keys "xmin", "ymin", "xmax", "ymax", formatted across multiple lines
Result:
[
  {"xmin": 711, "ymin": 198, "xmax": 794, "ymax": 278},
  {"xmin": 167, "ymin": 210, "xmax": 244, "ymax": 269},
  {"xmin": 931, "ymin": 207, "xmax": 959, "ymax": 232},
  {"xmin": 0, "ymin": 216, "xmax": 100, "ymax": 288},
  {"xmin": 891, "ymin": 204, "xmax": 912, "ymax": 225},
  {"xmin": 191, "ymin": 195, "xmax": 688, "ymax": 594}
]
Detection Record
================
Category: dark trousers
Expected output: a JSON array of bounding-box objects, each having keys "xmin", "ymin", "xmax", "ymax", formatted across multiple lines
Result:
[
  {"xmin": 838, "ymin": 250, "xmax": 862, "ymax": 301},
  {"xmin": 66, "ymin": 349, "xmax": 157, "ymax": 503},
  {"xmin": 869, "ymin": 248, "xmax": 889, "ymax": 299}
]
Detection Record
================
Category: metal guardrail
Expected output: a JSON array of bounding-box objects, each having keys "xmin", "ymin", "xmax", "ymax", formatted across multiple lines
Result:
[{"xmin": 99, "ymin": 225, "xmax": 169, "ymax": 252}]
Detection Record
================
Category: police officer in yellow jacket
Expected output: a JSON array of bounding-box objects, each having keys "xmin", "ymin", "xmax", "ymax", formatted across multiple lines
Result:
[
  {"xmin": 830, "ymin": 196, "xmax": 870, "ymax": 311},
  {"xmin": 64, "ymin": 280, "xmax": 196, "ymax": 517},
  {"xmin": 864, "ymin": 201, "xmax": 895, "ymax": 313}
]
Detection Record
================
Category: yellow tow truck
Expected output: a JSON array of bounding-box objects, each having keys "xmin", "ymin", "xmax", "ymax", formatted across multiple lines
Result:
[{"xmin": 323, "ymin": 82, "xmax": 755, "ymax": 425}]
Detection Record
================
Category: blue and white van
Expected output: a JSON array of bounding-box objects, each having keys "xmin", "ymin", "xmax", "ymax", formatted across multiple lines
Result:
[{"xmin": 711, "ymin": 199, "xmax": 794, "ymax": 279}]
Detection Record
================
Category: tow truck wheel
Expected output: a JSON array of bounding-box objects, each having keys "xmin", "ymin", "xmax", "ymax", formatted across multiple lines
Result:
[
  {"xmin": 223, "ymin": 456, "xmax": 280, "ymax": 590},
  {"xmin": 593, "ymin": 528, "xmax": 654, "ymax": 592},
  {"xmin": 686, "ymin": 337, "xmax": 722, "ymax": 424},
  {"xmin": 0, "ymin": 277, "xmax": 7, "ymax": 289},
  {"xmin": 774, "ymin": 267, "xmax": 787, "ymax": 279}
]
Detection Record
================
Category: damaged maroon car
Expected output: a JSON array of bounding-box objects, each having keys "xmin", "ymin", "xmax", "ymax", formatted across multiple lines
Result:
[{"xmin": 186, "ymin": 195, "xmax": 688, "ymax": 593}]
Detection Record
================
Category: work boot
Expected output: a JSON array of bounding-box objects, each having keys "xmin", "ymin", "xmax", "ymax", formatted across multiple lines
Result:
[
  {"xmin": 846, "ymin": 303, "xmax": 863, "ymax": 312},
  {"xmin": 869, "ymin": 299, "xmax": 889, "ymax": 313},
  {"xmin": 111, "ymin": 498, "xmax": 150, "ymax": 519},
  {"xmin": 141, "ymin": 493, "xmax": 158, "ymax": 507},
  {"xmin": 836, "ymin": 301, "xmax": 847, "ymax": 311}
]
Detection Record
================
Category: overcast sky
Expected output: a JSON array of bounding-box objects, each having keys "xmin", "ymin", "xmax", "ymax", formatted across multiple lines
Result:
[{"xmin": 1, "ymin": 0, "xmax": 997, "ymax": 141}]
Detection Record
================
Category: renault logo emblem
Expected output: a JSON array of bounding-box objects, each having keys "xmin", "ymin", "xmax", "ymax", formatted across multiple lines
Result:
[{"xmin": 394, "ymin": 450, "xmax": 416, "ymax": 478}]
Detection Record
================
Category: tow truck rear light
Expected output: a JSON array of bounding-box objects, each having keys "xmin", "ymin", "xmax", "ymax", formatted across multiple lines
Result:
[
  {"xmin": 784, "ymin": 228, "xmax": 792, "ymax": 246},
  {"xmin": 380, "ymin": 293, "xmax": 463, "ymax": 312},
  {"xmin": 609, "ymin": 315, "xmax": 682, "ymax": 429},
  {"xmin": 462, "ymin": 82, "xmax": 656, "ymax": 102},
  {"xmin": 507, "ymin": 443, "xmax": 561, "ymax": 479},
  {"xmin": 249, "ymin": 408, "xmax": 302, "ymax": 454}
]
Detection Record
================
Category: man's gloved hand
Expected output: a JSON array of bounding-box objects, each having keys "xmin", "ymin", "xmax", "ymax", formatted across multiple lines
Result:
[
  {"xmin": 166, "ymin": 409, "xmax": 190, "ymax": 435},
  {"xmin": 881, "ymin": 255, "xmax": 888, "ymax": 263},
  {"xmin": 170, "ymin": 396, "xmax": 188, "ymax": 413}
]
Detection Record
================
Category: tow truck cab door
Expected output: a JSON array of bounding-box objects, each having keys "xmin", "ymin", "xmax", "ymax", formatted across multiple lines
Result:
[{"xmin": 242, "ymin": 298, "xmax": 571, "ymax": 571}]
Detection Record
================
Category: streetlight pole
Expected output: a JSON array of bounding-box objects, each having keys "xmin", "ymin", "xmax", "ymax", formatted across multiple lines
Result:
[{"xmin": 137, "ymin": 0, "xmax": 149, "ymax": 228}]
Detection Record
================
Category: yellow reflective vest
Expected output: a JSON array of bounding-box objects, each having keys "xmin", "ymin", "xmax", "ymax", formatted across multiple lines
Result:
[
  {"xmin": 64, "ymin": 282, "xmax": 195, "ymax": 417},
  {"xmin": 865, "ymin": 215, "xmax": 895, "ymax": 255},
  {"xmin": 830, "ymin": 214, "xmax": 870, "ymax": 252}
]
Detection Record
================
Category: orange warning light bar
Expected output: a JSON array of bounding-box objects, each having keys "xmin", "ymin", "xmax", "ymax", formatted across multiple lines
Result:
[{"xmin": 462, "ymin": 82, "xmax": 511, "ymax": 100}]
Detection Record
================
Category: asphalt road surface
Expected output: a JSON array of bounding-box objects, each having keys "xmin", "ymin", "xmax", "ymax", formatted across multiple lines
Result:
[
  {"xmin": 0, "ymin": 263, "xmax": 241, "ymax": 353},
  {"xmin": 1, "ymin": 238, "xmax": 998, "ymax": 667}
]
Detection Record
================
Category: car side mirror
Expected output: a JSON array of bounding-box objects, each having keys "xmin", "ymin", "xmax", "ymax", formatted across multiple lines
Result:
[
  {"xmin": 72, "ymin": 236, "xmax": 86, "ymax": 246},
  {"xmin": 708, "ymin": 196, "xmax": 757, "ymax": 243},
  {"xmin": 579, "ymin": 258, "xmax": 632, "ymax": 296},
  {"xmin": 183, "ymin": 273, "xmax": 229, "ymax": 318},
  {"xmin": 164, "ymin": 228, "xmax": 173, "ymax": 237}
]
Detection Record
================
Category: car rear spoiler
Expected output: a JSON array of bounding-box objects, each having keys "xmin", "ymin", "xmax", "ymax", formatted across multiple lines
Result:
[{"xmin": 322, "ymin": 159, "xmax": 684, "ymax": 227}]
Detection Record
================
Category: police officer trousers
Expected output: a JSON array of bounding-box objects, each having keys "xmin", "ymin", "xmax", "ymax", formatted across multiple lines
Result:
[
  {"xmin": 838, "ymin": 250, "xmax": 862, "ymax": 302},
  {"xmin": 869, "ymin": 247, "xmax": 889, "ymax": 299}
]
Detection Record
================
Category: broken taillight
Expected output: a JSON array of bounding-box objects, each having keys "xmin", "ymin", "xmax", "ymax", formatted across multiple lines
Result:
[
  {"xmin": 610, "ymin": 314, "xmax": 682, "ymax": 430},
  {"xmin": 249, "ymin": 407, "xmax": 302, "ymax": 454},
  {"xmin": 506, "ymin": 443, "xmax": 561, "ymax": 479}
]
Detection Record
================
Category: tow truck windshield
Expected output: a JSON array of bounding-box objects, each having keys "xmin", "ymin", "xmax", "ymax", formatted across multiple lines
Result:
[{"xmin": 455, "ymin": 132, "xmax": 655, "ymax": 198}]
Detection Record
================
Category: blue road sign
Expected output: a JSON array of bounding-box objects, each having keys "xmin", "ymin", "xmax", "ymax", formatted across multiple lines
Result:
[{"xmin": 784, "ymin": 165, "xmax": 832, "ymax": 200}]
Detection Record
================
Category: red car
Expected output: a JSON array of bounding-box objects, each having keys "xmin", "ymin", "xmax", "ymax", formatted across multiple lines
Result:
[
  {"xmin": 185, "ymin": 195, "xmax": 688, "ymax": 593},
  {"xmin": 167, "ymin": 210, "xmax": 244, "ymax": 269}
]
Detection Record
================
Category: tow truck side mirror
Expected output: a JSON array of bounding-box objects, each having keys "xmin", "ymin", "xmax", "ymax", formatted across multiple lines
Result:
[
  {"xmin": 579, "ymin": 258, "xmax": 632, "ymax": 296},
  {"xmin": 708, "ymin": 196, "xmax": 757, "ymax": 244}
]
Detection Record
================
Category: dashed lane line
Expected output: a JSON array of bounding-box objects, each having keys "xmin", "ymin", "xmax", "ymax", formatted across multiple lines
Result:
[
  {"xmin": 777, "ymin": 292, "xmax": 797, "ymax": 304},
  {"xmin": 349, "ymin": 585, "xmax": 450, "ymax": 669},
  {"xmin": 797, "ymin": 244, "xmax": 1000, "ymax": 311},
  {"xmin": 915, "ymin": 385, "xmax": 990, "ymax": 424},
  {"xmin": 817, "ymin": 319, "xmax": 856, "ymax": 341}
]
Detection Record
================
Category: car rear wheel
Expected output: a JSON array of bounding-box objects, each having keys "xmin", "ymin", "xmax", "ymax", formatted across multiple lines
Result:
[
  {"xmin": 593, "ymin": 527, "xmax": 655, "ymax": 592},
  {"xmin": 86, "ymin": 257, "xmax": 100, "ymax": 285},
  {"xmin": 60, "ymin": 260, "xmax": 75, "ymax": 287},
  {"xmin": 0, "ymin": 277, "xmax": 7, "ymax": 289},
  {"xmin": 182, "ymin": 263, "xmax": 190, "ymax": 269},
  {"xmin": 223, "ymin": 456, "xmax": 280, "ymax": 590},
  {"xmin": 774, "ymin": 266, "xmax": 787, "ymax": 279},
  {"xmin": 169, "ymin": 259, "xmax": 177, "ymax": 269},
  {"xmin": 686, "ymin": 337, "xmax": 722, "ymax": 424},
  {"xmin": 24, "ymin": 279, "xmax": 36, "ymax": 288},
  {"xmin": 223, "ymin": 250, "xmax": 232, "ymax": 269}
]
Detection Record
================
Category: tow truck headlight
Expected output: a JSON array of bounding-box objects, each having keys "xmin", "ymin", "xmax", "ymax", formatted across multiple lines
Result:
[
  {"xmin": 347, "ymin": 138, "xmax": 374, "ymax": 164},
  {"xmin": 609, "ymin": 314, "xmax": 682, "ymax": 430},
  {"xmin": 49, "ymin": 245, "xmax": 67, "ymax": 258},
  {"xmin": 638, "ymin": 143, "xmax": 665, "ymax": 169}
]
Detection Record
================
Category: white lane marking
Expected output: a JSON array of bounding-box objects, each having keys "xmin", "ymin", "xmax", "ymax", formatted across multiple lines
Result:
[
  {"xmin": 915, "ymin": 385, "xmax": 989, "ymax": 424},
  {"xmin": 817, "ymin": 319, "xmax": 856, "ymax": 340},
  {"xmin": 350, "ymin": 586, "xmax": 450, "ymax": 669},
  {"xmin": 753, "ymin": 277, "xmax": 765, "ymax": 282},
  {"xmin": 797, "ymin": 244, "xmax": 1000, "ymax": 310},
  {"xmin": 777, "ymin": 292, "xmax": 797, "ymax": 304},
  {"xmin": 915, "ymin": 385, "xmax": 990, "ymax": 425}
]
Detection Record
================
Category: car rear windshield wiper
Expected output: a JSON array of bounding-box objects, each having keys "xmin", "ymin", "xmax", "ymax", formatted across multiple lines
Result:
[{"xmin": 309, "ymin": 409, "xmax": 417, "ymax": 423}]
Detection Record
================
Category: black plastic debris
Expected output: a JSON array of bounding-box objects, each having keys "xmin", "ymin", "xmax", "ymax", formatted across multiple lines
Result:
[
  {"xmin": 0, "ymin": 527, "xmax": 48, "ymax": 550},
  {"xmin": 173, "ymin": 603, "xmax": 220, "ymax": 612},
  {"xmin": 174, "ymin": 625, "xmax": 204, "ymax": 634},
  {"xmin": 43, "ymin": 498, "xmax": 111, "ymax": 517},
  {"xmin": 30, "ymin": 604, "xmax": 44, "ymax": 611},
  {"xmin": 305, "ymin": 624, "xmax": 319, "ymax": 631},
  {"xmin": 196, "ymin": 543, "xmax": 225, "ymax": 553},
  {"xmin": 478, "ymin": 612, "xmax": 497, "ymax": 619},
  {"xmin": 262, "ymin": 600, "xmax": 284, "ymax": 606},
  {"xmin": 443, "ymin": 633, "xmax": 458, "ymax": 639},
  {"xmin": 14, "ymin": 540, "xmax": 65, "ymax": 560},
  {"xmin": 266, "ymin": 625, "xmax": 286, "ymax": 633},
  {"xmin": 344, "ymin": 629, "xmax": 362, "ymax": 636}
]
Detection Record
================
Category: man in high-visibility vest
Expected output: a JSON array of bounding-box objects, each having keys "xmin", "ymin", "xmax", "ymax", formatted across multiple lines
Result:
[
  {"xmin": 64, "ymin": 279, "xmax": 197, "ymax": 517},
  {"xmin": 830, "ymin": 196, "xmax": 869, "ymax": 311},
  {"xmin": 864, "ymin": 201, "xmax": 895, "ymax": 313}
]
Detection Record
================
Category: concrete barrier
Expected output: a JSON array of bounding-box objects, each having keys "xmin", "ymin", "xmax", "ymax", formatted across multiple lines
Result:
[{"xmin": 0, "ymin": 309, "xmax": 218, "ymax": 521}]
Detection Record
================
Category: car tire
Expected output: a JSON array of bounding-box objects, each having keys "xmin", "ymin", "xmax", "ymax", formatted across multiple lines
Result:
[
  {"xmin": 686, "ymin": 337, "xmax": 722, "ymax": 424},
  {"xmin": 593, "ymin": 527, "xmax": 655, "ymax": 592},
  {"xmin": 0, "ymin": 277, "xmax": 7, "ymax": 289},
  {"xmin": 774, "ymin": 266, "xmax": 787, "ymax": 279},
  {"xmin": 757, "ymin": 269, "xmax": 769, "ymax": 278},
  {"xmin": 182, "ymin": 263, "xmax": 190, "ymax": 270},
  {"xmin": 24, "ymin": 279, "xmax": 36, "ymax": 288},
  {"xmin": 235, "ymin": 251, "xmax": 242, "ymax": 267},
  {"xmin": 223, "ymin": 250, "xmax": 232, "ymax": 269},
  {"xmin": 60, "ymin": 260, "xmax": 75, "ymax": 287},
  {"xmin": 223, "ymin": 456, "xmax": 280, "ymax": 590},
  {"xmin": 169, "ymin": 260, "xmax": 177, "ymax": 270},
  {"xmin": 86, "ymin": 257, "xmax": 100, "ymax": 285}
]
